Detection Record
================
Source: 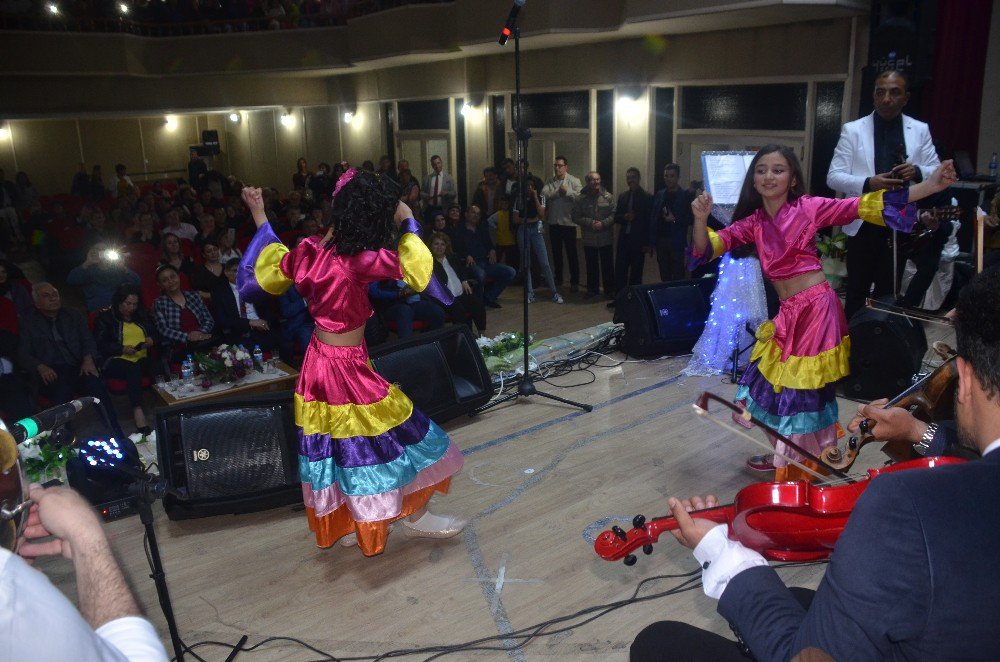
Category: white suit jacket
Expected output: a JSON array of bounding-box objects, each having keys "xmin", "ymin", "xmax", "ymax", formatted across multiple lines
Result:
[{"xmin": 826, "ymin": 112, "xmax": 940, "ymax": 236}]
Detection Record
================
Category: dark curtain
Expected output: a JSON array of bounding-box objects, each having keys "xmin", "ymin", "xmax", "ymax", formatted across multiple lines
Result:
[{"xmin": 921, "ymin": 0, "xmax": 993, "ymax": 161}]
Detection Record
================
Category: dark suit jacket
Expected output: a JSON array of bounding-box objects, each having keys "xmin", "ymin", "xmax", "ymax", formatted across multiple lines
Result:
[
  {"xmin": 718, "ymin": 450, "xmax": 1000, "ymax": 661},
  {"xmin": 211, "ymin": 281, "xmax": 275, "ymax": 339},
  {"xmin": 614, "ymin": 187, "xmax": 653, "ymax": 250}
]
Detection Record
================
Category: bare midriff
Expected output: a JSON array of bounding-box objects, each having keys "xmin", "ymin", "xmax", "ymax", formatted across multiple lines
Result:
[
  {"xmin": 314, "ymin": 326, "xmax": 365, "ymax": 347},
  {"xmin": 772, "ymin": 270, "xmax": 827, "ymax": 301}
]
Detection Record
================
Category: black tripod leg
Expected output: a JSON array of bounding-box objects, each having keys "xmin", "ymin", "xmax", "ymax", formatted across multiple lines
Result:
[{"xmin": 531, "ymin": 389, "xmax": 593, "ymax": 411}]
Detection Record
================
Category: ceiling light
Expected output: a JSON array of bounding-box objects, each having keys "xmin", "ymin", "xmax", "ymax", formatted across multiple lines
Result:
[
  {"xmin": 119, "ymin": 2, "xmax": 129, "ymax": 14},
  {"xmin": 343, "ymin": 112, "xmax": 354, "ymax": 124},
  {"xmin": 280, "ymin": 112, "xmax": 294, "ymax": 127},
  {"xmin": 228, "ymin": 112, "xmax": 240, "ymax": 123},
  {"xmin": 164, "ymin": 115, "xmax": 178, "ymax": 131},
  {"xmin": 0, "ymin": 127, "xmax": 9, "ymax": 140},
  {"xmin": 46, "ymin": 3, "xmax": 60, "ymax": 14},
  {"xmin": 460, "ymin": 103, "xmax": 474, "ymax": 117}
]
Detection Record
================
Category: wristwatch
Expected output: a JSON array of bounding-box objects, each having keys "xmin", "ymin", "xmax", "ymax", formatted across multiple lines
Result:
[{"xmin": 915, "ymin": 422, "xmax": 939, "ymax": 456}]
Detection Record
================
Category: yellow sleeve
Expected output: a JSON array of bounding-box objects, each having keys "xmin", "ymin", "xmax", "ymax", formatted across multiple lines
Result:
[{"xmin": 396, "ymin": 232, "xmax": 434, "ymax": 292}]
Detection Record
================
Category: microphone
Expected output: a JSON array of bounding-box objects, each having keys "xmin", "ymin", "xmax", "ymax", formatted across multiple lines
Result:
[
  {"xmin": 9, "ymin": 397, "xmax": 98, "ymax": 443},
  {"xmin": 498, "ymin": 0, "xmax": 526, "ymax": 45}
]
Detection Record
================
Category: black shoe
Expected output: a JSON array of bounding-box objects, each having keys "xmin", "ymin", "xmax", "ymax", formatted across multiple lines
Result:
[{"xmin": 485, "ymin": 300, "xmax": 502, "ymax": 309}]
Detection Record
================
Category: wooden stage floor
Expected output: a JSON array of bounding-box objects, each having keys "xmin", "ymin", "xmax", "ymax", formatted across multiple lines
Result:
[{"xmin": 38, "ymin": 280, "xmax": 952, "ymax": 661}]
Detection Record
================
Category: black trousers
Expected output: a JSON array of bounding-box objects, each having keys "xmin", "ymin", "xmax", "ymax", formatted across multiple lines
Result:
[
  {"xmin": 654, "ymin": 236, "xmax": 686, "ymax": 282},
  {"xmin": 584, "ymin": 245, "xmax": 615, "ymax": 295},
  {"xmin": 615, "ymin": 242, "xmax": 646, "ymax": 295},
  {"xmin": 444, "ymin": 293, "xmax": 487, "ymax": 334},
  {"xmin": 0, "ymin": 372, "xmax": 33, "ymax": 421},
  {"xmin": 549, "ymin": 224, "xmax": 580, "ymax": 286},
  {"xmin": 102, "ymin": 357, "xmax": 151, "ymax": 408},
  {"xmin": 629, "ymin": 587, "xmax": 816, "ymax": 661},
  {"xmin": 899, "ymin": 221, "xmax": 951, "ymax": 309},
  {"xmin": 844, "ymin": 223, "xmax": 894, "ymax": 320}
]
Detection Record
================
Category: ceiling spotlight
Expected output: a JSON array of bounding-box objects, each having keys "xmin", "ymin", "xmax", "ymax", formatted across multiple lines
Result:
[
  {"xmin": 280, "ymin": 112, "xmax": 294, "ymax": 127},
  {"xmin": 119, "ymin": 2, "xmax": 129, "ymax": 14},
  {"xmin": 164, "ymin": 115, "xmax": 178, "ymax": 131},
  {"xmin": 460, "ymin": 103, "xmax": 474, "ymax": 117},
  {"xmin": 46, "ymin": 3, "xmax": 60, "ymax": 14},
  {"xmin": 0, "ymin": 127, "xmax": 9, "ymax": 140},
  {"xmin": 228, "ymin": 112, "xmax": 240, "ymax": 123},
  {"xmin": 343, "ymin": 112, "xmax": 354, "ymax": 124}
]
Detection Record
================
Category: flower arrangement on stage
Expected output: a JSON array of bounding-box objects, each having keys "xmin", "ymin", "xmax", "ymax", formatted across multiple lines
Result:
[
  {"xmin": 193, "ymin": 344, "xmax": 259, "ymax": 388},
  {"xmin": 816, "ymin": 231, "xmax": 847, "ymax": 289},
  {"xmin": 476, "ymin": 331, "xmax": 532, "ymax": 375}
]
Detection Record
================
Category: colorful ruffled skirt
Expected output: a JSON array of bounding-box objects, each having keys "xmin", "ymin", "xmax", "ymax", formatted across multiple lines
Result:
[
  {"xmin": 296, "ymin": 336, "xmax": 464, "ymax": 555},
  {"xmin": 735, "ymin": 281, "xmax": 849, "ymax": 481}
]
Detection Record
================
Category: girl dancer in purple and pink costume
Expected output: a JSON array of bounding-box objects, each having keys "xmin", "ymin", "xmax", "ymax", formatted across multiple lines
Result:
[
  {"xmin": 238, "ymin": 170, "xmax": 465, "ymax": 555},
  {"xmin": 690, "ymin": 145, "xmax": 956, "ymax": 482}
]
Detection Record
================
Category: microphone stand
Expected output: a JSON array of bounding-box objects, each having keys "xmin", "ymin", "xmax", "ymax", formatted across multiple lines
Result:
[{"xmin": 478, "ymin": 21, "xmax": 591, "ymax": 415}]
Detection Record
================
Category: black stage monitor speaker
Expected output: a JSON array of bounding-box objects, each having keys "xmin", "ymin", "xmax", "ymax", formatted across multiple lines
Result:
[
  {"xmin": 370, "ymin": 325, "xmax": 492, "ymax": 423},
  {"xmin": 155, "ymin": 391, "xmax": 301, "ymax": 520},
  {"xmin": 613, "ymin": 275, "xmax": 717, "ymax": 358},
  {"xmin": 841, "ymin": 307, "xmax": 927, "ymax": 400}
]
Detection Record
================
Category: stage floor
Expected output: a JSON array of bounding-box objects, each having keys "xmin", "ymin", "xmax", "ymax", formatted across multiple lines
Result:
[{"xmin": 36, "ymin": 275, "xmax": 954, "ymax": 660}]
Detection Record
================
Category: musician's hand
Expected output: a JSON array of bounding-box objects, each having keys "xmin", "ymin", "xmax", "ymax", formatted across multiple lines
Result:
[
  {"xmin": 869, "ymin": 171, "xmax": 905, "ymax": 191},
  {"xmin": 668, "ymin": 495, "xmax": 720, "ymax": 550},
  {"xmin": 892, "ymin": 163, "xmax": 918, "ymax": 182},
  {"xmin": 848, "ymin": 399, "xmax": 927, "ymax": 444},
  {"xmin": 18, "ymin": 484, "xmax": 107, "ymax": 563}
]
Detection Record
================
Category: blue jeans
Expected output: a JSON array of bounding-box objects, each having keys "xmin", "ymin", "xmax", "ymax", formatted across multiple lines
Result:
[
  {"xmin": 517, "ymin": 222, "xmax": 557, "ymax": 295},
  {"xmin": 382, "ymin": 299, "xmax": 445, "ymax": 339},
  {"xmin": 470, "ymin": 261, "xmax": 516, "ymax": 304}
]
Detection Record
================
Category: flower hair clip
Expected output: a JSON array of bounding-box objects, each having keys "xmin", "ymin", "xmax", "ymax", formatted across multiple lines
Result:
[{"xmin": 333, "ymin": 168, "xmax": 359, "ymax": 199}]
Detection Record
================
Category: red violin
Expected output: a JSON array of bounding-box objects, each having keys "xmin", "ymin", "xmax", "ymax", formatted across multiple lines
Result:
[{"xmin": 594, "ymin": 455, "xmax": 965, "ymax": 566}]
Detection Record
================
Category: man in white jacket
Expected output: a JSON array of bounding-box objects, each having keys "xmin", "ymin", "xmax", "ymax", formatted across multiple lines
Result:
[{"xmin": 826, "ymin": 70, "xmax": 940, "ymax": 320}]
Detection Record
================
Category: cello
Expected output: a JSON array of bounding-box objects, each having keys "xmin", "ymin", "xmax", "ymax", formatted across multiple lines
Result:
[{"xmin": 593, "ymin": 391, "xmax": 966, "ymax": 566}]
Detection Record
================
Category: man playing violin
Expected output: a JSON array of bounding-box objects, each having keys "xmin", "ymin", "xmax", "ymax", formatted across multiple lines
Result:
[{"xmin": 632, "ymin": 266, "xmax": 1000, "ymax": 661}]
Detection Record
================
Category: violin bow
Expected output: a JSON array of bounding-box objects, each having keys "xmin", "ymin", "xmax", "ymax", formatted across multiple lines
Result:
[
  {"xmin": 865, "ymin": 298, "xmax": 954, "ymax": 327},
  {"xmin": 693, "ymin": 392, "xmax": 854, "ymax": 483}
]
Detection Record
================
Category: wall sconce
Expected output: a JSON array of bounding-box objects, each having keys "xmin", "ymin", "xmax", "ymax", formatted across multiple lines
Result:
[
  {"xmin": 0, "ymin": 126, "xmax": 9, "ymax": 141},
  {"xmin": 228, "ymin": 112, "xmax": 240, "ymax": 123},
  {"xmin": 46, "ymin": 3, "xmax": 59, "ymax": 15},
  {"xmin": 118, "ymin": 2, "xmax": 129, "ymax": 14},
  {"xmin": 343, "ymin": 111, "xmax": 354, "ymax": 124},
  {"xmin": 164, "ymin": 115, "xmax": 178, "ymax": 131},
  {"xmin": 280, "ymin": 110, "xmax": 295, "ymax": 128}
]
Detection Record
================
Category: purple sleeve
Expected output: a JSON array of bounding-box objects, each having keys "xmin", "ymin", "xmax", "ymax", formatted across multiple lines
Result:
[{"xmin": 237, "ymin": 222, "xmax": 282, "ymax": 304}]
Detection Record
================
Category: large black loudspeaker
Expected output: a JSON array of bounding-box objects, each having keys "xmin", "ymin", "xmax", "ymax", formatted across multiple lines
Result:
[
  {"xmin": 155, "ymin": 391, "xmax": 301, "ymax": 520},
  {"xmin": 370, "ymin": 325, "xmax": 492, "ymax": 423},
  {"xmin": 613, "ymin": 275, "xmax": 717, "ymax": 357},
  {"xmin": 841, "ymin": 307, "xmax": 927, "ymax": 400}
]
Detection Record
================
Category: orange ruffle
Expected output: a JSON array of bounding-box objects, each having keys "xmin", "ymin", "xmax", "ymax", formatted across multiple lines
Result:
[{"xmin": 305, "ymin": 477, "xmax": 453, "ymax": 556}]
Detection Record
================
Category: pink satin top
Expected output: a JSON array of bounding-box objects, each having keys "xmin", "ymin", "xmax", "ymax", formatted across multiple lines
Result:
[
  {"xmin": 279, "ymin": 236, "xmax": 403, "ymax": 334},
  {"xmin": 714, "ymin": 195, "xmax": 861, "ymax": 282}
]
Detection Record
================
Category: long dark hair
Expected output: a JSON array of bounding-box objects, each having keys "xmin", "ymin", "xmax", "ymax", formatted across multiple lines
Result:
[
  {"xmin": 327, "ymin": 170, "xmax": 400, "ymax": 256},
  {"xmin": 732, "ymin": 144, "xmax": 806, "ymax": 222},
  {"xmin": 111, "ymin": 282, "xmax": 148, "ymax": 321}
]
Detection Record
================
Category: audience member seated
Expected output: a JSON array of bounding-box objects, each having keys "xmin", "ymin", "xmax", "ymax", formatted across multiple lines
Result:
[
  {"xmin": 159, "ymin": 232, "xmax": 195, "ymax": 280},
  {"xmin": 429, "ymin": 232, "xmax": 486, "ymax": 336},
  {"xmin": 152, "ymin": 264, "xmax": 215, "ymax": 368},
  {"xmin": 161, "ymin": 209, "xmax": 198, "ymax": 242},
  {"xmin": 278, "ymin": 282, "xmax": 314, "ymax": 364},
  {"xmin": 422, "ymin": 210, "xmax": 451, "ymax": 246},
  {"xmin": 92, "ymin": 283, "xmax": 157, "ymax": 442},
  {"xmin": 369, "ymin": 279, "xmax": 445, "ymax": 340},
  {"xmin": 398, "ymin": 168, "xmax": 421, "ymax": 220},
  {"xmin": 66, "ymin": 243, "xmax": 141, "ymax": 312},
  {"xmin": 189, "ymin": 240, "xmax": 227, "ymax": 297},
  {"xmin": 0, "ymin": 295, "xmax": 33, "ymax": 422},
  {"xmin": 18, "ymin": 282, "xmax": 126, "ymax": 441},
  {"xmin": 15, "ymin": 171, "xmax": 41, "ymax": 210},
  {"xmin": 218, "ymin": 228, "xmax": 242, "ymax": 262},
  {"xmin": 0, "ymin": 259, "xmax": 33, "ymax": 319},
  {"xmin": 309, "ymin": 162, "xmax": 332, "ymax": 202},
  {"xmin": 195, "ymin": 213, "xmax": 221, "ymax": 246},
  {"xmin": 127, "ymin": 211, "xmax": 159, "ymax": 248},
  {"xmin": 453, "ymin": 205, "xmax": 516, "ymax": 309},
  {"xmin": 211, "ymin": 258, "xmax": 282, "ymax": 356}
]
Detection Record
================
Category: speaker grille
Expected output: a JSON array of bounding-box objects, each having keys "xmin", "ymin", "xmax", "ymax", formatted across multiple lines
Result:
[{"xmin": 179, "ymin": 407, "xmax": 295, "ymax": 499}]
